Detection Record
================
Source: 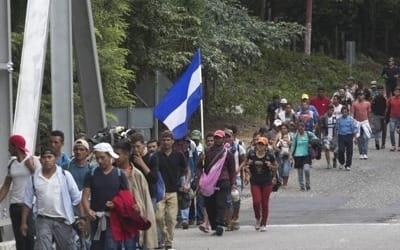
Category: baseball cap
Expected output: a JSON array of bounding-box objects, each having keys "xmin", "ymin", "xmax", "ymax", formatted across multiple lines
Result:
[
  {"xmin": 191, "ymin": 130, "xmax": 201, "ymax": 140},
  {"xmin": 74, "ymin": 139, "xmax": 90, "ymax": 150},
  {"xmin": 370, "ymin": 80, "xmax": 377, "ymax": 87},
  {"xmin": 273, "ymin": 119, "xmax": 283, "ymax": 127},
  {"xmin": 214, "ymin": 130, "xmax": 225, "ymax": 138},
  {"xmin": 224, "ymin": 129, "xmax": 233, "ymax": 137},
  {"xmin": 301, "ymin": 93, "xmax": 309, "ymax": 100},
  {"xmin": 280, "ymin": 98, "xmax": 288, "ymax": 104},
  {"xmin": 94, "ymin": 142, "xmax": 119, "ymax": 159},
  {"xmin": 256, "ymin": 137, "xmax": 268, "ymax": 145},
  {"xmin": 9, "ymin": 135, "xmax": 29, "ymax": 153}
]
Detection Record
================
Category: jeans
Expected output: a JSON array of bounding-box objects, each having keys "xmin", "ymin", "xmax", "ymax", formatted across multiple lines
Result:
[
  {"xmin": 10, "ymin": 204, "xmax": 35, "ymax": 250},
  {"xmin": 204, "ymin": 180, "xmax": 230, "ymax": 230},
  {"xmin": 189, "ymin": 194, "xmax": 204, "ymax": 223},
  {"xmin": 338, "ymin": 134, "xmax": 354, "ymax": 167},
  {"xmin": 371, "ymin": 114, "xmax": 387, "ymax": 146},
  {"xmin": 297, "ymin": 164, "xmax": 311, "ymax": 189},
  {"xmin": 358, "ymin": 129, "xmax": 369, "ymax": 155},
  {"xmin": 156, "ymin": 192, "xmax": 178, "ymax": 247},
  {"xmin": 117, "ymin": 236, "xmax": 137, "ymax": 250},
  {"xmin": 278, "ymin": 152, "xmax": 291, "ymax": 178},
  {"xmin": 250, "ymin": 185, "xmax": 273, "ymax": 226},
  {"xmin": 35, "ymin": 216, "xmax": 75, "ymax": 250},
  {"xmin": 389, "ymin": 118, "xmax": 400, "ymax": 147},
  {"xmin": 179, "ymin": 176, "xmax": 190, "ymax": 222},
  {"xmin": 90, "ymin": 218, "xmax": 118, "ymax": 250}
]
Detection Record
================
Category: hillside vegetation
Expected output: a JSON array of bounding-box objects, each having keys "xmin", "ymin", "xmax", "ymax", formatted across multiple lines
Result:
[{"xmin": 207, "ymin": 49, "xmax": 382, "ymax": 118}]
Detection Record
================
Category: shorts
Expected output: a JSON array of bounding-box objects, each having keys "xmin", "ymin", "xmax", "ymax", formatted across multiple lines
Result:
[{"xmin": 323, "ymin": 138, "xmax": 336, "ymax": 152}]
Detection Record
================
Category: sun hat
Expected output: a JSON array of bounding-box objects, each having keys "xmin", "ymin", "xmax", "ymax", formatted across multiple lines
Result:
[
  {"xmin": 301, "ymin": 93, "xmax": 309, "ymax": 100},
  {"xmin": 94, "ymin": 142, "xmax": 119, "ymax": 159}
]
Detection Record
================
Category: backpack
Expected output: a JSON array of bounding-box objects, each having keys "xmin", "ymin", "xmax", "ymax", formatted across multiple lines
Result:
[
  {"xmin": 293, "ymin": 132, "xmax": 322, "ymax": 160},
  {"xmin": 155, "ymin": 171, "xmax": 166, "ymax": 203}
]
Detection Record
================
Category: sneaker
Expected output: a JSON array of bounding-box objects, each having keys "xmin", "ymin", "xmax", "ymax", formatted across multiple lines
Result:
[
  {"xmin": 375, "ymin": 143, "xmax": 380, "ymax": 150},
  {"xmin": 390, "ymin": 146, "xmax": 396, "ymax": 152},
  {"xmin": 332, "ymin": 161, "xmax": 337, "ymax": 168},
  {"xmin": 381, "ymin": 144, "xmax": 385, "ymax": 149},
  {"xmin": 165, "ymin": 246, "xmax": 175, "ymax": 250},
  {"xmin": 181, "ymin": 221, "xmax": 189, "ymax": 229},
  {"xmin": 326, "ymin": 164, "xmax": 332, "ymax": 169},
  {"xmin": 231, "ymin": 219, "xmax": 240, "ymax": 230},
  {"xmin": 255, "ymin": 219, "xmax": 261, "ymax": 230},
  {"xmin": 300, "ymin": 187, "xmax": 306, "ymax": 191},
  {"xmin": 306, "ymin": 186, "xmax": 311, "ymax": 191},
  {"xmin": 225, "ymin": 224, "xmax": 234, "ymax": 231},
  {"xmin": 359, "ymin": 155, "xmax": 365, "ymax": 159},
  {"xmin": 364, "ymin": 154, "xmax": 368, "ymax": 159},
  {"xmin": 345, "ymin": 166, "xmax": 351, "ymax": 171},
  {"xmin": 339, "ymin": 165, "xmax": 344, "ymax": 170},
  {"xmin": 215, "ymin": 226, "xmax": 224, "ymax": 236},
  {"xmin": 260, "ymin": 226, "xmax": 267, "ymax": 232}
]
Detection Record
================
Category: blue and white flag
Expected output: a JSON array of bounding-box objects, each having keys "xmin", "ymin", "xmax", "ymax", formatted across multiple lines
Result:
[{"xmin": 154, "ymin": 49, "xmax": 202, "ymax": 139}]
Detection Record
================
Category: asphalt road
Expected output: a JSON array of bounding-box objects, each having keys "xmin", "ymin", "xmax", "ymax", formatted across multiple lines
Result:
[{"xmin": 173, "ymin": 139, "xmax": 400, "ymax": 250}]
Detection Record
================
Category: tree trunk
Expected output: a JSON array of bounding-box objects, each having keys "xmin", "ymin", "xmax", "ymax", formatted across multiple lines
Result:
[
  {"xmin": 260, "ymin": 0, "xmax": 267, "ymax": 20},
  {"xmin": 304, "ymin": 0, "xmax": 312, "ymax": 55}
]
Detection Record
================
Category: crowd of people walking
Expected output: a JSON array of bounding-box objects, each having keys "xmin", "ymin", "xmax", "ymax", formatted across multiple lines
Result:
[{"xmin": 2, "ymin": 58, "xmax": 400, "ymax": 250}]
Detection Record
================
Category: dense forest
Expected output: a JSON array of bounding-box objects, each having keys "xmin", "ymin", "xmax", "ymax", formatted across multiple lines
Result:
[{"xmin": 9, "ymin": 0, "xmax": 398, "ymax": 125}]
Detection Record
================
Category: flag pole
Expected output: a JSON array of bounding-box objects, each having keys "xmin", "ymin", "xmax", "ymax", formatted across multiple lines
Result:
[{"xmin": 198, "ymin": 48, "xmax": 205, "ymax": 145}]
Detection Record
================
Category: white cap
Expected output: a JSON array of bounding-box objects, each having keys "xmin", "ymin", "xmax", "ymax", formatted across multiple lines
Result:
[
  {"xmin": 280, "ymin": 98, "xmax": 288, "ymax": 104},
  {"xmin": 273, "ymin": 119, "xmax": 283, "ymax": 127},
  {"xmin": 94, "ymin": 142, "xmax": 119, "ymax": 159}
]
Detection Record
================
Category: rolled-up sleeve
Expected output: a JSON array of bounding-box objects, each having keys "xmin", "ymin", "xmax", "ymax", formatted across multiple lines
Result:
[{"xmin": 23, "ymin": 176, "xmax": 34, "ymax": 209}]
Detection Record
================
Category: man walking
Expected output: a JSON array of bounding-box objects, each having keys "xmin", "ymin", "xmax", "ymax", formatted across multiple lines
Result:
[
  {"xmin": 82, "ymin": 142, "xmax": 130, "ymax": 249},
  {"xmin": 351, "ymin": 91, "xmax": 372, "ymax": 159},
  {"xmin": 0, "ymin": 135, "xmax": 39, "ymax": 250},
  {"xmin": 199, "ymin": 130, "xmax": 236, "ymax": 236},
  {"xmin": 21, "ymin": 148, "xmax": 82, "ymax": 250},
  {"xmin": 62, "ymin": 139, "xmax": 93, "ymax": 190},
  {"xmin": 387, "ymin": 86, "xmax": 400, "ymax": 151},
  {"xmin": 49, "ymin": 130, "xmax": 70, "ymax": 166},
  {"xmin": 155, "ymin": 130, "xmax": 189, "ymax": 250},
  {"xmin": 382, "ymin": 57, "xmax": 400, "ymax": 97},
  {"xmin": 371, "ymin": 84, "xmax": 387, "ymax": 149},
  {"xmin": 336, "ymin": 106, "xmax": 358, "ymax": 171}
]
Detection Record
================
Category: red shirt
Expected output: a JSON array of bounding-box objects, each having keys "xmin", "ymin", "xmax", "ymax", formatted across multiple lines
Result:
[
  {"xmin": 388, "ymin": 96, "xmax": 400, "ymax": 118},
  {"xmin": 310, "ymin": 96, "xmax": 331, "ymax": 116}
]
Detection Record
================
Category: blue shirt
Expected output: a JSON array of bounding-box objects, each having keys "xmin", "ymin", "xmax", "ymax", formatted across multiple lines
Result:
[
  {"xmin": 24, "ymin": 166, "xmax": 81, "ymax": 225},
  {"xmin": 62, "ymin": 159, "xmax": 93, "ymax": 190},
  {"xmin": 337, "ymin": 115, "xmax": 356, "ymax": 135},
  {"xmin": 56, "ymin": 152, "xmax": 70, "ymax": 167},
  {"xmin": 291, "ymin": 132, "xmax": 318, "ymax": 157}
]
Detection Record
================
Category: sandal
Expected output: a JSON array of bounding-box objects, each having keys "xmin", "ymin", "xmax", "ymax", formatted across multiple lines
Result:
[{"xmin": 198, "ymin": 224, "xmax": 210, "ymax": 233}]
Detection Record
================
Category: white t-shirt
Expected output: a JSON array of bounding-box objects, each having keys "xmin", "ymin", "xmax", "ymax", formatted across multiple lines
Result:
[
  {"xmin": 35, "ymin": 171, "xmax": 64, "ymax": 218},
  {"xmin": 8, "ymin": 155, "xmax": 40, "ymax": 204},
  {"xmin": 333, "ymin": 104, "xmax": 343, "ymax": 120},
  {"xmin": 327, "ymin": 116, "xmax": 337, "ymax": 140}
]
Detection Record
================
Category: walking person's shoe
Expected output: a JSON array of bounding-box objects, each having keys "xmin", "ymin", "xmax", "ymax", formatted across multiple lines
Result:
[
  {"xmin": 332, "ymin": 160, "xmax": 337, "ymax": 168},
  {"xmin": 260, "ymin": 225, "xmax": 267, "ymax": 232},
  {"xmin": 397, "ymin": 147, "xmax": 400, "ymax": 152},
  {"xmin": 375, "ymin": 143, "xmax": 380, "ymax": 150},
  {"xmin": 345, "ymin": 166, "xmax": 351, "ymax": 171},
  {"xmin": 255, "ymin": 219, "xmax": 261, "ymax": 230},
  {"xmin": 181, "ymin": 221, "xmax": 189, "ymax": 229},
  {"xmin": 390, "ymin": 146, "xmax": 396, "ymax": 152},
  {"xmin": 214, "ymin": 226, "xmax": 224, "ymax": 236},
  {"xmin": 199, "ymin": 224, "xmax": 210, "ymax": 233},
  {"xmin": 364, "ymin": 154, "xmax": 368, "ymax": 159},
  {"xmin": 339, "ymin": 164, "xmax": 344, "ymax": 170},
  {"xmin": 306, "ymin": 186, "xmax": 311, "ymax": 191},
  {"xmin": 359, "ymin": 154, "xmax": 365, "ymax": 159},
  {"xmin": 381, "ymin": 144, "xmax": 385, "ymax": 149},
  {"xmin": 231, "ymin": 219, "xmax": 240, "ymax": 230},
  {"xmin": 326, "ymin": 164, "xmax": 332, "ymax": 169},
  {"xmin": 300, "ymin": 187, "xmax": 306, "ymax": 191}
]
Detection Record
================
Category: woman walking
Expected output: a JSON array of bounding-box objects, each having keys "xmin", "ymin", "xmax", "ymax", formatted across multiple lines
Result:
[
  {"xmin": 290, "ymin": 122, "xmax": 318, "ymax": 191},
  {"xmin": 273, "ymin": 124, "xmax": 292, "ymax": 187},
  {"xmin": 246, "ymin": 137, "xmax": 277, "ymax": 232}
]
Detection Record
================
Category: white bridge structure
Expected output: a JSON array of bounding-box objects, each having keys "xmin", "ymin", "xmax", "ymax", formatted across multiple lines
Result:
[{"xmin": 0, "ymin": 0, "xmax": 106, "ymax": 239}]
